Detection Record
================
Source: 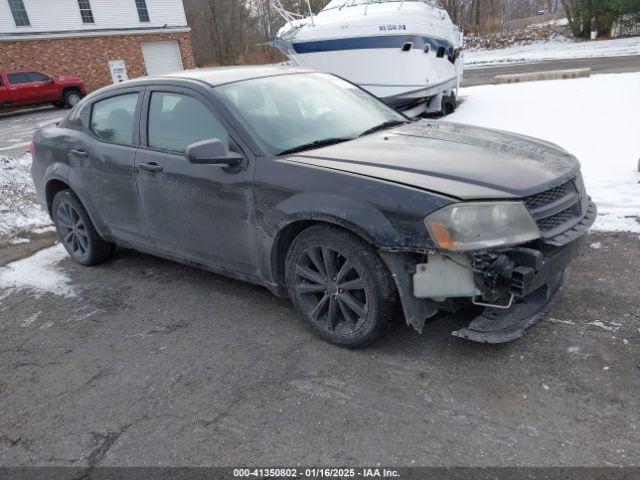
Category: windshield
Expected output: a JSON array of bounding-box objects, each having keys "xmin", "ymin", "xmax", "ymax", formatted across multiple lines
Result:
[
  {"xmin": 216, "ymin": 73, "xmax": 407, "ymax": 154},
  {"xmin": 321, "ymin": 0, "xmax": 444, "ymax": 12}
]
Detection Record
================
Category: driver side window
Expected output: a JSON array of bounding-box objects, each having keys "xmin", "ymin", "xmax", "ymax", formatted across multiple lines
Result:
[{"xmin": 148, "ymin": 92, "xmax": 231, "ymax": 154}]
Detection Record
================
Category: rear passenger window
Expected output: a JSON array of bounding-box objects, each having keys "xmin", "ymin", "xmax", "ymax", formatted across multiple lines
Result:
[
  {"xmin": 147, "ymin": 92, "xmax": 230, "ymax": 153},
  {"xmin": 90, "ymin": 93, "xmax": 138, "ymax": 145}
]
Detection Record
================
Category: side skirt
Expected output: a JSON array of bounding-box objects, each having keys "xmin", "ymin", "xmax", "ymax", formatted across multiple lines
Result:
[{"xmin": 114, "ymin": 239, "xmax": 284, "ymax": 297}]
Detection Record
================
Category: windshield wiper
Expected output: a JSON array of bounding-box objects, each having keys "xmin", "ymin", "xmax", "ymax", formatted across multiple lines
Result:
[
  {"xmin": 277, "ymin": 137, "xmax": 355, "ymax": 156},
  {"xmin": 359, "ymin": 119, "xmax": 409, "ymax": 137}
]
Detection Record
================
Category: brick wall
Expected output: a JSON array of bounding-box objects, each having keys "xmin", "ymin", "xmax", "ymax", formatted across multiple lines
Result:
[{"xmin": 0, "ymin": 32, "xmax": 196, "ymax": 92}]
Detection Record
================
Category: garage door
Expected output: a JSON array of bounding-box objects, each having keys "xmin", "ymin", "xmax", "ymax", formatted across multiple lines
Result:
[{"xmin": 141, "ymin": 41, "xmax": 184, "ymax": 76}]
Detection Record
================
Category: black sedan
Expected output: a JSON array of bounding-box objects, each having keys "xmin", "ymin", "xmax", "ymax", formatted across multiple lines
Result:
[{"xmin": 31, "ymin": 66, "xmax": 596, "ymax": 347}]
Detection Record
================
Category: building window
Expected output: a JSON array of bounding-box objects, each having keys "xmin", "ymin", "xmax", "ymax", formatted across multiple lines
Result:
[
  {"xmin": 77, "ymin": 0, "xmax": 95, "ymax": 23},
  {"xmin": 135, "ymin": 0, "xmax": 150, "ymax": 22},
  {"xmin": 8, "ymin": 0, "xmax": 31, "ymax": 27}
]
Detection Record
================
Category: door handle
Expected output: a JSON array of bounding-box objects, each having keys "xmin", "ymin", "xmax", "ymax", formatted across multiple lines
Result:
[
  {"xmin": 139, "ymin": 162, "xmax": 164, "ymax": 173},
  {"xmin": 70, "ymin": 148, "xmax": 88, "ymax": 158}
]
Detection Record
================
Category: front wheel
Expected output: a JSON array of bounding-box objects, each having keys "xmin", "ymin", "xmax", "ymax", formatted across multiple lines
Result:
[
  {"xmin": 52, "ymin": 190, "xmax": 115, "ymax": 266},
  {"xmin": 285, "ymin": 225, "xmax": 397, "ymax": 348}
]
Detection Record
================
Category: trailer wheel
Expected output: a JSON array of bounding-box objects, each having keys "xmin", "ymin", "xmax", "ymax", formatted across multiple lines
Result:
[{"xmin": 441, "ymin": 93, "xmax": 456, "ymax": 116}]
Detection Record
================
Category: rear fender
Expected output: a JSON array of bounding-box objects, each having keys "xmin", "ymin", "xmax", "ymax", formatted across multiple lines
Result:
[{"xmin": 44, "ymin": 168, "xmax": 112, "ymax": 241}]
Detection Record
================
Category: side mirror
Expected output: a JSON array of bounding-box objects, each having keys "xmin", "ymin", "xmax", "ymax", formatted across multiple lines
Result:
[
  {"xmin": 49, "ymin": 77, "xmax": 55, "ymax": 84},
  {"xmin": 185, "ymin": 139, "xmax": 243, "ymax": 167}
]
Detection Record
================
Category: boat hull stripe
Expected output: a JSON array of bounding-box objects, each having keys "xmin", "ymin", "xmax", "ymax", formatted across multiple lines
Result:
[{"xmin": 291, "ymin": 35, "xmax": 455, "ymax": 54}]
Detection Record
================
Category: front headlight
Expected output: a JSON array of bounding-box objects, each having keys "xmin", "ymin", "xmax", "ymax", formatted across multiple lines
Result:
[{"xmin": 424, "ymin": 201, "xmax": 540, "ymax": 251}]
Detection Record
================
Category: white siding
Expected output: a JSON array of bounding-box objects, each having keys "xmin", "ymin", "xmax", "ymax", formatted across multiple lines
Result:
[{"xmin": 0, "ymin": 0, "xmax": 188, "ymax": 34}]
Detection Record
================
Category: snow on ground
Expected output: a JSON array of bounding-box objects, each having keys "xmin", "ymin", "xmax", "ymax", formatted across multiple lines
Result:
[
  {"xmin": 0, "ymin": 244, "xmax": 76, "ymax": 297},
  {"xmin": 449, "ymin": 72, "xmax": 640, "ymax": 232},
  {"xmin": 0, "ymin": 153, "xmax": 52, "ymax": 241},
  {"xmin": 465, "ymin": 36, "xmax": 640, "ymax": 66}
]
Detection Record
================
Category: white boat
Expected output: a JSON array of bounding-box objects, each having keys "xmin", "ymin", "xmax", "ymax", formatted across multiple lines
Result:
[{"xmin": 273, "ymin": 0, "xmax": 464, "ymax": 115}]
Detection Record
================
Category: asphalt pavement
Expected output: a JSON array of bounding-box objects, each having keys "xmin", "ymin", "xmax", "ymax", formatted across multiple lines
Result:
[
  {"xmin": 0, "ymin": 231, "xmax": 639, "ymax": 467},
  {"xmin": 0, "ymin": 107, "xmax": 64, "ymax": 158},
  {"xmin": 462, "ymin": 55, "xmax": 640, "ymax": 86}
]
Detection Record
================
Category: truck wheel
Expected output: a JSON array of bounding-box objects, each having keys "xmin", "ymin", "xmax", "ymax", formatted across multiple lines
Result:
[
  {"xmin": 52, "ymin": 190, "xmax": 115, "ymax": 266},
  {"xmin": 285, "ymin": 225, "xmax": 397, "ymax": 348},
  {"xmin": 64, "ymin": 90, "xmax": 82, "ymax": 108}
]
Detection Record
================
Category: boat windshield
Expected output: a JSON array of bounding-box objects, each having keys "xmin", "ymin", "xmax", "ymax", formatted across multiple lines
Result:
[{"xmin": 321, "ymin": 0, "xmax": 445, "ymax": 12}]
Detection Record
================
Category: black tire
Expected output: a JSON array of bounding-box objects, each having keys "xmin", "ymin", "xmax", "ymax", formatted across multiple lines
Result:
[
  {"xmin": 52, "ymin": 101, "xmax": 66, "ymax": 109},
  {"xmin": 52, "ymin": 190, "xmax": 115, "ymax": 266},
  {"xmin": 441, "ymin": 93, "xmax": 456, "ymax": 116},
  {"xmin": 285, "ymin": 225, "xmax": 397, "ymax": 348},
  {"xmin": 63, "ymin": 90, "xmax": 82, "ymax": 108}
]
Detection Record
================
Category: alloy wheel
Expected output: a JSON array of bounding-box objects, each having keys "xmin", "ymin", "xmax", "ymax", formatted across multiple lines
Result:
[
  {"xmin": 56, "ymin": 201, "xmax": 89, "ymax": 258},
  {"xmin": 294, "ymin": 245, "xmax": 369, "ymax": 334}
]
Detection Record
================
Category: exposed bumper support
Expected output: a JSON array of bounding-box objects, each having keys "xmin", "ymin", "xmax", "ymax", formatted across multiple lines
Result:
[
  {"xmin": 451, "ymin": 233, "xmax": 587, "ymax": 343},
  {"xmin": 452, "ymin": 269, "xmax": 566, "ymax": 343}
]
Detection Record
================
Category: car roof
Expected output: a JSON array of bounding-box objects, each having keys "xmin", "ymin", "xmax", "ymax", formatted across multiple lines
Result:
[{"xmin": 163, "ymin": 65, "xmax": 315, "ymax": 86}]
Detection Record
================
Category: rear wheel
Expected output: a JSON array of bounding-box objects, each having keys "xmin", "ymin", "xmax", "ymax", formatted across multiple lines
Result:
[
  {"xmin": 64, "ymin": 90, "xmax": 82, "ymax": 108},
  {"xmin": 285, "ymin": 225, "xmax": 396, "ymax": 348},
  {"xmin": 52, "ymin": 190, "xmax": 115, "ymax": 266}
]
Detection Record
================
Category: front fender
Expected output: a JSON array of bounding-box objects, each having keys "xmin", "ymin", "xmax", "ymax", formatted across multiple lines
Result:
[
  {"xmin": 258, "ymin": 192, "xmax": 402, "ymax": 291},
  {"xmin": 266, "ymin": 192, "xmax": 402, "ymax": 246}
]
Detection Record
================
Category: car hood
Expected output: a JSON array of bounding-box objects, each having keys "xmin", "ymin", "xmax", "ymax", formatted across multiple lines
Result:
[{"xmin": 285, "ymin": 120, "xmax": 580, "ymax": 200}]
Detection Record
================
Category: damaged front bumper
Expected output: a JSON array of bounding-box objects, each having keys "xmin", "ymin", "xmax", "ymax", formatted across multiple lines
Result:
[
  {"xmin": 451, "ymin": 269, "xmax": 566, "ymax": 343},
  {"xmin": 381, "ymin": 202, "xmax": 594, "ymax": 343}
]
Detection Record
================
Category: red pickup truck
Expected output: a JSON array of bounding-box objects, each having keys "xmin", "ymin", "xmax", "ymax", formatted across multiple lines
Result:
[{"xmin": 0, "ymin": 70, "xmax": 87, "ymax": 109}]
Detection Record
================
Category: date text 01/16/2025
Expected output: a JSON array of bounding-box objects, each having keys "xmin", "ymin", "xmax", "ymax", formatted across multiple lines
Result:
[{"xmin": 233, "ymin": 468, "xmax": 400, "ymax": 478}]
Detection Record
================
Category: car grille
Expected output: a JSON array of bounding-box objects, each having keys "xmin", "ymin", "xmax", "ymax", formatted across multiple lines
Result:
[
  {"xmin": 536, "ymin": 205, "xmax": 579, "ymax": 231},
  {"xmin": 523, "ymin": 176, "xmax": 584, "ymax": 240},
  {"xmin": 523, "ymin": 180, "xmax": 573, "ymax": 209}
]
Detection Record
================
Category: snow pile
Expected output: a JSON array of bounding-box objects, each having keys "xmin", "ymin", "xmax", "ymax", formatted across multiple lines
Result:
[
  {"xmin": 465, "ymin": 36, "xmax": 640, "ymax": 66},
  {"xmin": 449, "ymin": 72, "xmax": 640, "ymax": 232},
  {"xmin": 0, "ymin": 153, "xmax": 52, "ymax": 241},
  {"xmin": 0, "ymin": 244, "xmax": 76, "ymax": 297}
]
